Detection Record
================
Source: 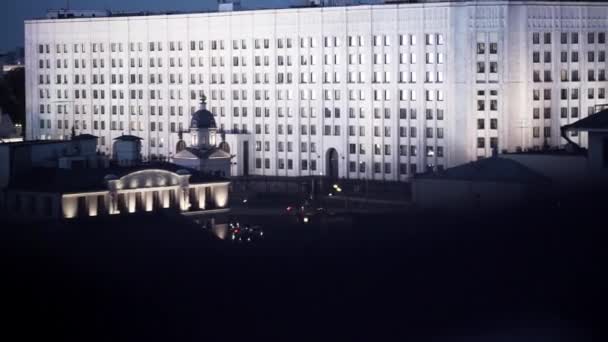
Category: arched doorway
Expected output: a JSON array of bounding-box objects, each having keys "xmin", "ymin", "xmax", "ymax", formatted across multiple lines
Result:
[{"xmin": 326, "ymin": 148, "xmax": 339, "ymax": 179}]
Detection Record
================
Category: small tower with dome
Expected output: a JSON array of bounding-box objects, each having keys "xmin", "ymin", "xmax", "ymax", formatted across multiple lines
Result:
[
  {"xmin": 189, "ymin": 94, "xmax": 218, "ymax": 148},
  {"xmin": 172, "ymin": 94, "xmax": 232, "ymax": 177}
]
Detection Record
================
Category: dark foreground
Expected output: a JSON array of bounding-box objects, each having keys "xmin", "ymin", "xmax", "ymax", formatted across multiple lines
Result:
[{"xmin": 0, "ymin": 193, "xmax": 604, "ymax": 341}]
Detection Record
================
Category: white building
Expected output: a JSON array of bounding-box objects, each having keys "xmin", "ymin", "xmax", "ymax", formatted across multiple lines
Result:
[{"xmin": 25, "ymin": 0, "xmax": 608, "ymax": 181}]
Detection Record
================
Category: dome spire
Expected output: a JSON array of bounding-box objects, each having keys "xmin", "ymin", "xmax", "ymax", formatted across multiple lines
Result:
[{"xmin": 199, "ymin": 93, "xmax": 207, "ymax": 110}]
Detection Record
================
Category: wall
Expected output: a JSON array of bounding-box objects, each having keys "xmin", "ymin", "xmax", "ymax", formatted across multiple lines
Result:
[
  {"xmin": 413, "ymin": 178, "xmax": 526, "ymax": 212},
  {"xmin": 200, "ymin": 158, "xmax": 231, "ymax": 177},
  {"xmin": 501, "ymin": 153, "xmax": 588, "ymax": 188},
  {"xmin": 113, "ymin": 140, "xmax": 141, "ymax": 165},
  {"xmin": 1, "ymin": 191, "xmax": 61, "ymax": 220},
  {"xmin": 587, "ymin": 131, "xmax": 608, "ymax": 182},
  {"xmin": 223, "ymin": 133, "xmax": 251, "ymax": 176}
]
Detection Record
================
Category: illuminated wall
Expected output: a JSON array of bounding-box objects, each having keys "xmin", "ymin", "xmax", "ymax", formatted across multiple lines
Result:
[{"xmin": 26, "ymin": 1, "xmax": 608, "ymax": 181}]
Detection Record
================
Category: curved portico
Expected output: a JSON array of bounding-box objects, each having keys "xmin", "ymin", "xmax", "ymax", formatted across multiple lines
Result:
[{"xmin": 60, "ymin": 167, "xmax": 229, "ymax": 219}]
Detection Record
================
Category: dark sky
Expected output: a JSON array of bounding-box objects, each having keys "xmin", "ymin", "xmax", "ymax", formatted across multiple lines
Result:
[{"xmin": 1, "ymin": 0, "xmax": 289, "ymax": 52}]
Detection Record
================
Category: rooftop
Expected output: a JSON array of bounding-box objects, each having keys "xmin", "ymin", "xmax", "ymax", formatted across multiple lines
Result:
[
  {"xmin": 114, "ymin": 135, "xmax": 143, "ymax": 141},
  {"xmin": 29, "ymin": 1, "xmax": 608, "ymax": 21},
  {"xmin": 501, "ymin": 146, "xmax": 587, "ymax": 156},
  {"xmin": 0, "ymin": 139, "xmax": 67, "ymax": 147},
  {"xmin": 416, "ymin": 157, "xmax": 551, "ymax": 184},
  {"xmin": 563, "ymin": 108, "xmax": 608, "ymax": 132},
  {"xmin": 71, "ymin": 134, "xmax": 98, "ymax": 141}
]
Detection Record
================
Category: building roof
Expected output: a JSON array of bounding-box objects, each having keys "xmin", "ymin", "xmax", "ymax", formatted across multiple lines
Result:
[
  {"xmin": 71, "ymin": 134, "xmax": 98, "ymax": 141},
  {"xmin": 28, "ymin": 1, "xmax": 608, "ymax": 21},
  {"xmin": 176, "ymin": 147, "xmax": 231, "ymax": 160},
  {"xmin": 113, "ymin": 135, "xmax": 143, "ymax": 141},
  {"xmin": 0, "ymin": 139, "xmax": 66, "ymax": 147},
  {"xmin": 6, "ymin": 162, "xmax": 228, "ymax": 193},
  {"xmin": 562, "ymin": 108, "xmax": 608, "ymax": 132},
  {"xmin": 416, "ymin": 157, "xmax": 551, "ymax": 185}
]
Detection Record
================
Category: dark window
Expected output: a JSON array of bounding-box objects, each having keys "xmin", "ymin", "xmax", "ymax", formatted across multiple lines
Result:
[{"xmin": 532, "ymin": 33, "xmax": 540, "ymax": 44}]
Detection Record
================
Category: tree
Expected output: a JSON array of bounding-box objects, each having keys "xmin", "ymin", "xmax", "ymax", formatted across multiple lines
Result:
[{"xmin": 0, "ymin": 67, "xmax": 25, "ymax": 129}]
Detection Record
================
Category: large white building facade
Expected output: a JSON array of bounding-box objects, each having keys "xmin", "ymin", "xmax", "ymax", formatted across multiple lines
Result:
[{"xmin": 24, "ymin": 1, "xmax": 608, "ymax": 181}]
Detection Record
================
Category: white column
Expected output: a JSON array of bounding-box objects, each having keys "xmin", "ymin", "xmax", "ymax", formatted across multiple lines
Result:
[
  {"xmin": 162, "ymin": 190, "xmax": 170, "ymax": 209},
  {"xmin": 144, "ymin": 191, "xmax": 153, "ymax": 212},
  {"xmin": 62, "ymin": 196, "xmax": 78, "ymax": 219},
  {"xmin": 127, "ymin": 192, "xmax": 136, "ymax": 213},
  {"xmin": 197, "ymin": 186, "xmax": 206, "ymax": 210},
  {"xmin": 86, "ymin": 195, "xmax": 98, "ymax": 217},
  {"xmin": 213, "ymin": 184, "xmax": 229, "ymax": 208}
]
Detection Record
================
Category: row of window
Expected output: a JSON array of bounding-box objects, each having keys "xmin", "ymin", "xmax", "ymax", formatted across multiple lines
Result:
[
  {"xmin": 35, "ymin": 31, "xmax": 608, "ymax": 58},
  {"xmin": 532, "ymin": 32, "xmax": 607, "ymax": 45},
  {"xmin": 36, "ymin": 33, "xmax": 446, "ymax": 55},
  {"xmin": 38, "ymin": 98, "xmax": 448, "ymax": 120},
  {"xmin": 255, "ymin": 158, "xmax": 431, "ymax": 176},
  {"xmin": 39, "ymin": 70, "xmax": 447, "ymax": 86},
  {"xmin": 533, "ymin": 87, "xmax": 607, "ymax": 101},
  {"xmin": 41, "ymin": 119, "xmax": 188, "ymax": 137},
  {"xmin": 532, "ymin": 50, "xmax": 607, "ymax": 64},
  {"xmin": 39, "ymin": 51, "xmax": 445, "ymax": 71},
  {"xmin": 532, "ymin": 69, "xmax": 608, "ymax": 82},
  {"xmin": 37, "ymin": 85, "xmax": 446, "ymax": 107},
  {"xmin": 477, "ymin": 119, "xmax": 499, "ymax": 130},
  {"xmin": 532, "ymin": 105, "xmax": 599, "ymax": 120},
  {"xmin": 476, "ymin": 137, "xmax": 499, "ymax": 149}
]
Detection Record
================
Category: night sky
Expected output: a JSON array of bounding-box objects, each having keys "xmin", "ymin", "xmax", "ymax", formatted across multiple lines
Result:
[{"xmin": 1, "ymin": 0, "xmax": 291, "ymax": 52}]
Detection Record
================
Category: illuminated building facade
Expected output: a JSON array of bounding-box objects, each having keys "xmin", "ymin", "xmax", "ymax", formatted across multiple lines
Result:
[{"xmin": 25, "ymin": 1, "xmax": 608, "ymax": 181}]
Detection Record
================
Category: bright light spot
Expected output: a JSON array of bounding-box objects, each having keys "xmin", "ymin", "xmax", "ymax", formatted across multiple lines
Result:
[
  {"xmin": 303, "ymin": 217, "xmax": 309, "ymax": 223},
  {"xmin": 243, "ymin": 198, "xmax": 248, "ymax": 203}
]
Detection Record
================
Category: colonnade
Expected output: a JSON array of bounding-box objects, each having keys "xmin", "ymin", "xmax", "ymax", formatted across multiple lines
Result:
[{"xmin": 61, "ymin": 183, "xmax": 229, "ymax": 219}]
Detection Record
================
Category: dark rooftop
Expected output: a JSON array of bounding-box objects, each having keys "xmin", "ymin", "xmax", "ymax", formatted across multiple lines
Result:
[
  {"xmin": 501, "ymin": 147, "xmax": 587, "ymax": 156},
  {"xmin": 114, "ymin": 135, "xmax": 143, "ymax": 141},
  {"xmin": 71, "ymin": 134, "xmax": 98, "ymax": 141},
  {"xmin": 563, "ymin": 108, "xmax": 608, "ymax": 132},
  {"xmin": 0, "ymin": 139, "xmax": 67, "ymax": 147},
  {"xmin": 6, "ymin": 162, "xmax": 228, "ymax": 193},
  {"xmin": 416, "ymin": 157, "xmax": 551, "ymax": 184}
]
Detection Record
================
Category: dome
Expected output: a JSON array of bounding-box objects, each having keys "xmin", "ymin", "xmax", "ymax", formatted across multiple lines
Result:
[{"xmin": 191, "ymin": 108, "xmax": 217, "ymax": 129}]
